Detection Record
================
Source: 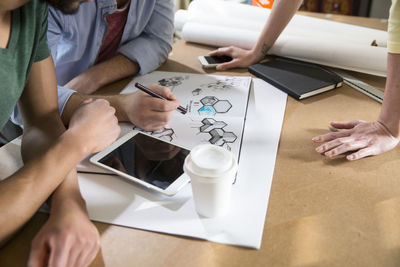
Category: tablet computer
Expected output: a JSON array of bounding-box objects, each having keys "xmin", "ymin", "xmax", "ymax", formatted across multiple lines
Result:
[{"xmin": 90, "ymin": 130, "xmax": 190, "ymax": 196}]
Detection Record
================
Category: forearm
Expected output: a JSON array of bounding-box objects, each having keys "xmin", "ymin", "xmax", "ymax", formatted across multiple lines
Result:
[
  {"xmin": 81, "ymin": 54, "xmax": 139, "ymax": 90},
  {"xmin": 23, "ymin": 116, "xmax": 88, "ymax": 214},
  {"xmin": 22, "ymin": 110, "xmax": 90, "ymax": 224},
  {"xmin": 0, "ymin": 129, "xmax": 87, "ymax": 244},
  {"xmin": 378, "ymin": 53, "xmax": 400, "ymax": 137},
  {"xmin": 253, "ymin": 0, "xmax": 303, "ymax": 58},
  {"xmin": 49, "ymin": 170, "xmax": 87, "ymax": 216}
]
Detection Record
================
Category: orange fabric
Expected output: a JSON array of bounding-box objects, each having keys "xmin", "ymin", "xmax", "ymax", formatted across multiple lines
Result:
[{"xmin": 252, "ymin": 0, "xmax": 274, "ymax": 9}]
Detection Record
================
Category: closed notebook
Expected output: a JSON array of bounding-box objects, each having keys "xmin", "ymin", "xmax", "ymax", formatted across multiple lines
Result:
[{"xmin": 248, "ymin": 57, "xmax": 343, "ymax": 100}]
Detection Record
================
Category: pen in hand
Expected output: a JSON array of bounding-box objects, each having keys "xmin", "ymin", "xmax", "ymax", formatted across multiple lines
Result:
[{"xmin": 134, "ymin": 82, "xmax": 187, "ymax": 114}]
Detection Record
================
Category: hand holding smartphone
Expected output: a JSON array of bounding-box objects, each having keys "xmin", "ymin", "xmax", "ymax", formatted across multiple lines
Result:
[{"xmin": 198, "ymin": 55, "xmax": 233, "ymax": 69}]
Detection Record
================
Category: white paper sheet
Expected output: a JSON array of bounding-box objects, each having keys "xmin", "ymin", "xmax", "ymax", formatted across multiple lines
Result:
[
  {"xmin": 78, "ymin": 78, "xmax": 287, "ymax": 249},
  {"xmin": 120, "ymin": 71, "xmax": 252, "ymax": 159},
  {"xmin": 0, "ymin": 78, "xmax": 287, "ymax": 249}
]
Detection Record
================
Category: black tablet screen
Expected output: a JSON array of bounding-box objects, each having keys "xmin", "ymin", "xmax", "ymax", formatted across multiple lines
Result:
[{"xmin": 99, "ymin": 133, "xmax": 190, "ymax": 189}]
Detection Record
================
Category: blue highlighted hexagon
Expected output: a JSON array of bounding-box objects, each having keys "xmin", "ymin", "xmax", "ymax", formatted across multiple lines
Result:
[{"xmin": 198, "ymin": 106, "xmax": 216, "ymax": 116}]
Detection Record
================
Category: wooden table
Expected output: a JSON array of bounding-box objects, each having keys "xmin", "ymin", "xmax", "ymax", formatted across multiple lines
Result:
[{"xmin": 2, "ymin": 13, "xmax": 399, "ymax": 267}]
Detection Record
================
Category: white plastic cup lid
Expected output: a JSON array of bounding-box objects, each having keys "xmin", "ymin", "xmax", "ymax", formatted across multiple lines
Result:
[{"xmin": 188, "ymin": 144, "xmax": 234, "ymax": 177}]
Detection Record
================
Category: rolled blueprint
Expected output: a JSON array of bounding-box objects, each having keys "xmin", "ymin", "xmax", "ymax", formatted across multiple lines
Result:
[
  {"xmin": 175, "ymin": 9, "xmax": 191, "ymax": 31},
  {"xmin": 180, "ymin": 0, "xmax": 388, "ymax": 46},
  {"xmin": 182, "ymin": 22, "xmax": 257, "ymax": 49},
  {"xmin": 182, "ymin": 22, "xmax": 387, "ymax": 77},
  {"xmin": 176, "ymin": 9, "xmax": 385, "ymax": 47},
  {"xmin": 178, "ymin": 0, "xmax": 388, "ymax": 76},
  {"xmin": 270, "ymin": 35, "xmax": 387, "ymax": 77}
]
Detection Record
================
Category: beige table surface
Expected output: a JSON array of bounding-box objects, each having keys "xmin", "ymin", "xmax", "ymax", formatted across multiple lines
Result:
[{"xmin": 1, "ymin": 12, "xmax": 399, "ymax": 267}]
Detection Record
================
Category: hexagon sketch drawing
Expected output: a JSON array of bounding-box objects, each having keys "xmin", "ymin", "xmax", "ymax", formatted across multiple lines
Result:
[
  {"xmin": 192, "ymin": 88, "xmax": 202, "ymax": 96},
  {"xmin": 213, "ymin": 100, "xmax": 232, "ymax": 113},
  {"xmin": 200, "ymin": 96, "xmax": 218, "ymax": 106},
  {"xmin": 198, "ymin": 96, "xmax": 232, "ymax": 116},
  {"xmin": 132, "ymin": 126, "xmax": 175, "ymax": 142},
  {"xmin": 198, "ymin": 106, "xmax": 216, "ymax": 116},
  {"xmin": 157, "ymin": 76, "xmax": 189, "ymax": 89},
  {"xmin": 197, "ymin": 118, "xmax": 237, "ymax": 149}
]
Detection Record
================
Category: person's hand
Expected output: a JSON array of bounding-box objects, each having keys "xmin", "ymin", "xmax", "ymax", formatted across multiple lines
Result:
[
  {"xmin": 64, "ymin": 71, "xmax": 99, "ymax": 95},
  {"xmin": 312, "ymin": 120, "xmax": 399, "ymax": 161},
  {"xmin": 121, "ymin": 84, "xmax": 179, "ymax": 131},
  {"xmin": 27, "ymin": 204, "xmax": 100, "ymax": 267},
  {"xmin": 69, "ymin": 98, "xmax": 120, "ymax": 154},
  {"xmin": 208, "ymin": 46, "xmax": 262, "ymax": 70}
]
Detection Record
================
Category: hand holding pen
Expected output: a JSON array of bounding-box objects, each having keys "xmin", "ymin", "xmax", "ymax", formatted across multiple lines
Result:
[{"xmin": 135, "ymin": 83, "xmax": 187, "ymax": 114}]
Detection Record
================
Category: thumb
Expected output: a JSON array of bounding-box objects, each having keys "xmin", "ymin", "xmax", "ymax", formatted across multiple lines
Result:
[
  {"xmin": 330, "ymin": 120, "xmax": 362, "ymax": 129},
  {"xmin": 82, "ymin": 98, "xmax": 94, "ymax": 105},
  {"xmin": 28, "ymin": 241, "xmax": 49, "ymax": 267}
]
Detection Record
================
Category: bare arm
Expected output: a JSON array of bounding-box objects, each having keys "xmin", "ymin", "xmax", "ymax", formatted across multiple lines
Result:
[
  {"xmin": 0, "ymin": 58, "xmax": 87, "ymax": 244},
  {"xmin": 0, "ymin": 56, "xmax": 119, "ymax": 258},
  {"xmin": 378, "ymin": 53, "xmax": 400, "ymax": 136},
  {"xmin": 64, "ymin": 54, "xmax": 140, "ymax": 94},
  {"xmin": 61, "ymin": 84, "xmax": 179, "ymax": 131},
  {"xmin": 252, "ymin": 0, "xmax": 304, "ymax": 60},
  {"xmin": 209, "ymin": 0, "xmax": 303, "ymax": 70}
]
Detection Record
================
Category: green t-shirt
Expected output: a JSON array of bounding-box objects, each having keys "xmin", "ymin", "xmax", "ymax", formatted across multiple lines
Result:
[{"xmin": 0, "ymin": 0, "xmax": 50, "ymax": 130}]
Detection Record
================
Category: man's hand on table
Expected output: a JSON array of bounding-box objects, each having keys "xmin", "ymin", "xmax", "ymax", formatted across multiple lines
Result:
[
  {"xmin": 27, "ymin": 201, "xmax": 100, "ymax": 267},
  {"xmin": 312, "ymin": 120, "xmax": 399, "ymax": 161}
]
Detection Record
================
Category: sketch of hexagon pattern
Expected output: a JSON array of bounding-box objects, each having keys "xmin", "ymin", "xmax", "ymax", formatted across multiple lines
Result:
[
  {"xmin": 158, "ymin": 75, "xmax": 188, "ymax": 88},
  {"xmin": 200, "ymin": 118, "xmax": 227, "ymax": 133},
  {"xmin": 132, "ymin": 126, "xmax": 175, "ymax": 142},
  {"xmin": 200, "ymin": 96, "xmax": 218, "ymax": 106},
  {"xmin": 198, "ymin": 118, "xmax": 237, "ymax": 148},
  {"xmin": 198, "ymin": 96, "xmax": 232, "ymax": 116},
  {"xmin": 192, "ymin": 88, "xmax": 202, "ymax": 96},
  {"xmin": 200, "ymin": 77, "xmax": 244, "ymax": 91},
  {"xmin": 213, "ymin": 100, "xmax": 232, "ymax": 113},
  {"xmin": 198, "ymin": 105, "xmax": 216, "ymax": 116}
]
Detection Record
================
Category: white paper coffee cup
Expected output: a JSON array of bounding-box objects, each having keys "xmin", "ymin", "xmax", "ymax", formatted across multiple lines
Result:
[{"xmin": 184, "ymin": 144, "xmax": 238, "ymax": 218}]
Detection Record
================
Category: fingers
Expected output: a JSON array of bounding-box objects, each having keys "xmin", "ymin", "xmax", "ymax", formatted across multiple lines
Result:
[
  {"xmin": 319, "ymin": 139, "xmax": 368, "ymax": 158},
  {"xmin": 137, "ymin": 85, "xmax": 179, "ymax": 112},
  {"xmin": 346, "ymin": 147, "xmax": 377, "ymax": 161},
  {"xmin": 145, "ymin": 96, "xmax": 179, "ymax": 112},
  {"xmin": 65, "ymin": 242, "xmax": 83, "ymax": 267},
  {"xmin": 208, "ymin": 47, "xmax": 232, "ymax": 57},
  {"xmin": 313, "ymin": 121, "xmax": 365, "ymax": 143},
  {"xmin": 312, "ymin": 129, "xmax": 350, "ymax": 143},
  {"xmin": 216, "ymin": 60, "xmax": 240, "ymax": 71},
  {"xmin": 315, "ymin": 137, "xmax": 351, "ymax": 154},
  {"xmin": 47, "ymin": 236, "xmax": 72, "ymax": 267},
  {"xmin": 146, "ymin": 84, "xmax": 176, "ymax": 100},
  {"xmin": 81, "ymin": 98, "xmax": 93, "ymax": 105},
  {"xmin": 74, "ymin": 239, "xmax": 100, "ymax": 267},
  {"xmin": 28, "ymin": 240, "xmax": 49, "ymax": 267},
  {"xmin": 330, "ymin": 120, "xmax": 364, "ymax": 130}
]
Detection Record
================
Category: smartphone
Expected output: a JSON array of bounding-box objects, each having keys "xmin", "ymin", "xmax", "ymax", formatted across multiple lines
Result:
[
  {"xmin": 90, "ymin": 131, "xmax": 190, "ymax": 196},
  {"xmin": 198, "ymin": 55, "xmax": 232, "ymax": 69}
]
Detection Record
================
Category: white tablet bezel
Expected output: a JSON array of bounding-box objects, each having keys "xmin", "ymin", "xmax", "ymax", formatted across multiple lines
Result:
[{"xmin": 90, "ymin": 130, "xmax": 190, "ymax": 196}]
